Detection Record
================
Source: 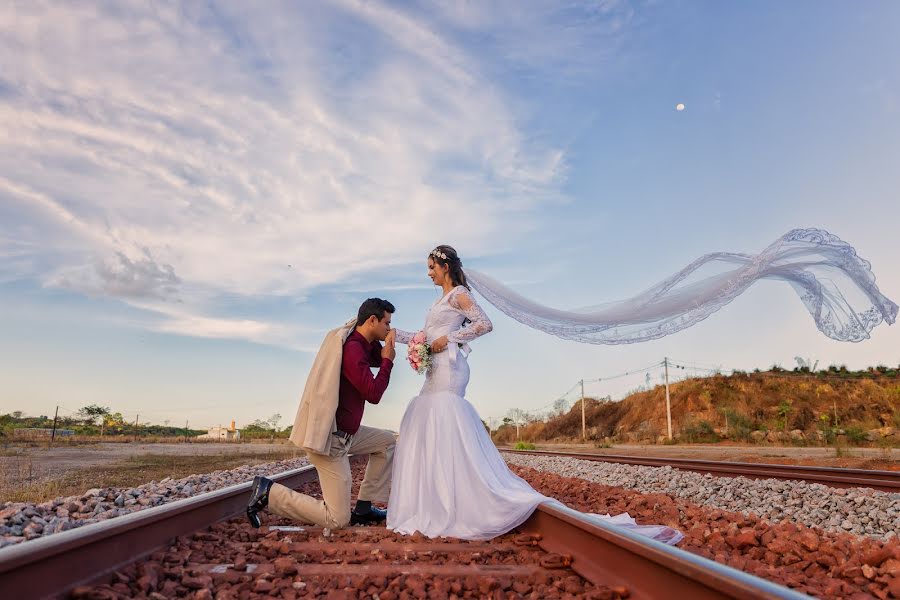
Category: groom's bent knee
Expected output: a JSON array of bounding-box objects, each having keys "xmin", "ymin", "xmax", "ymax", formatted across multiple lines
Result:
[
  {"xmin": 326, "ymin": 506, "xmax": 352, "ymax": 529},
  {"xmin": 378, "ymin": 430, "xmax": 397, "ymax": 451}
]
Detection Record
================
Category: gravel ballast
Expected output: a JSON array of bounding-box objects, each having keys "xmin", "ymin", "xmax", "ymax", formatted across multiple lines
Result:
[
  {"xmin": 504, "ymin": 453, "xmax": 900, "ymax": 540},
  {"xmin": 0, "ymin": 457, "xmax": 309, "ymax": 550}
]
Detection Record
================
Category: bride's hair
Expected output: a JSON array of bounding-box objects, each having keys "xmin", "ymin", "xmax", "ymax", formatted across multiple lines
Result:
[{"xmin": 429, "ymin": 245, "xmax": 470, "ymax": 290}]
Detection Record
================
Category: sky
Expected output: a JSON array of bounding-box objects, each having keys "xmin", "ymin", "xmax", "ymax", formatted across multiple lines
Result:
[{"xmin": 1, "ymin": 1, "xmax": 899, "ymax": 432}]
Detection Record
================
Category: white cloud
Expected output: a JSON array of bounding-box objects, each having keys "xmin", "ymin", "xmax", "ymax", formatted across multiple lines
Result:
[
  {"xmin": 0, "ymin": 1, "xmax": 630, "ymax": 346},
  {"xmin": 50, "ymin": 249, "xmax": 181, "ymax": 300},
  {"xmin": 422, "ymin": 0, "xmax": 637, "ymax": 77}
]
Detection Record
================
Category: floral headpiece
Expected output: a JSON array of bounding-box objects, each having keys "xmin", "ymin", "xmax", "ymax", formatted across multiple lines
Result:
[{"xmin": 430, "ymin": 249, "xmax": 449, "ymax": 261}]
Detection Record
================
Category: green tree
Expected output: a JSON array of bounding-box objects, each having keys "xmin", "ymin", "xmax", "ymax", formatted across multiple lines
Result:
[
  {"xmin": 268, "ymin": 414, "xmax": 283, "ymax": 441},
  {"xmin": 268, "ymin": 414, "xmax": 282, "ymax": 430},
  {"xmin": 105, "ymin": 412, "xmax": 126, "ymax": 426},
  {"xmin": 78, "ymin": 404, "xmax": 111, "ymax": 426},
  {"xmin": 777, "ymin": 400, "xmax": 792, "ymax": 432}
]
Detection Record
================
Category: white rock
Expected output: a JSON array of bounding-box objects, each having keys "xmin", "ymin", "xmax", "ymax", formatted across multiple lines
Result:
[{"xmin": 504, "ymin": 454, "xmax": 900, "ymax": 541}]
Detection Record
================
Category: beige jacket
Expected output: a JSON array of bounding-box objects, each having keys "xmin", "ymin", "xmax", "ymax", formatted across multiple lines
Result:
[{"xmin": 288, "ymin": 318, "xmax": 356, "ymax": 455}]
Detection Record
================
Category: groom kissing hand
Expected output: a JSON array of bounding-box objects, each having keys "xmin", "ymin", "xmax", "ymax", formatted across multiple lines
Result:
[{"xmin": 246, "ymin": 298, "xmax": 398, "ymax": 529}]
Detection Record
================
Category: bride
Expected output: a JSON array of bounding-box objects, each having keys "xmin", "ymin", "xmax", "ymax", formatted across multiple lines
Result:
[
  {"xmin": 387, "ymin": 246, "xmax": 683, "ymax": 543},
  {"xmin": 385, "ymin": 230, "xmax": 895, "ymax": 540}
]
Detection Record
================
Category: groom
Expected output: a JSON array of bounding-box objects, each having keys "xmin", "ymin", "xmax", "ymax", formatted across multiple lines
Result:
[{"xmin": 246, "ymin": 298, "xmax": 398, "ymax": 529}]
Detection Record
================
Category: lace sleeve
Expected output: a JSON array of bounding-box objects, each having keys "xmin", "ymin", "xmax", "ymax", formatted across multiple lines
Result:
[
  {"xmin": 394, "ymin": 329, "xmax": 415, "ymax": 345},
  {"xmin": 447, "ymin": 289, "xmax": 493, "ymax": 344}
]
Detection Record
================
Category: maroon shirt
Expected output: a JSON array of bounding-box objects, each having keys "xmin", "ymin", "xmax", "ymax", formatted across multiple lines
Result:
[{"xmin": 336, "ymin": 330, "xmax": 393, "ymax": 434}]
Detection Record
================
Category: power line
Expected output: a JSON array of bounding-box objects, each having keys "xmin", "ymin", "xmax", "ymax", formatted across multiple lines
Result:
[
  {"xmin": 582, "ymin": 360, "xmax": 666, "ymax": 384},
  {"xmin": 486, "ymin": 356, "xmax": 900, "ymax": 431}
]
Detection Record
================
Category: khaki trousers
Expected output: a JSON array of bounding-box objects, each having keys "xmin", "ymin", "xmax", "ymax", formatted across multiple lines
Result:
[{"xmin": 268, "ymin": 425, "xmax": 395, "ymax": 529}]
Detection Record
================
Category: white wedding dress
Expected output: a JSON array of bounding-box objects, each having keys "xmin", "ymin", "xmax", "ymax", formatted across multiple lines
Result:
[{"xmin": 388, "ymin": 286, "xmax": 682, "ymax": 544}]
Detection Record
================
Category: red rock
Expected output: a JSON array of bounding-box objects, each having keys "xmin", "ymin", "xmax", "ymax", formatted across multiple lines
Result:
[
  {"xmin": 816, "ymin": 553, "xmax": 837, "ymax": 569},
  {"xmin": 765, "ymin": 537, "xmax": 793, "ymax": 555},
  {"xmin": 274, "ymin": 557, "xmax": 298, "ymax": 576},
  {"xmin": 182, "ymin": 575, "xmax": 212, "ymax": 590},
  {"xmin": 886, "ymin": 576, "xmax": 900, "ymax": 599},
  {"xmin": 253, "ymin": 579, "xmax": 274, "ymax": 593},
  {"xmin": 882, "ymin": 559, "xmax": 900, "ymax": 575},
  {"xmin": 512, "ymin": 581, "xmax": 533, "ymax": 595},
  {"xmin": 865, "ymin": 548, "xmax": 897, "ymax": 567},
  {"xmin": 563, "ymin": 575, "xmax": 585, "ymax": 594},
  {"xmin": 844, "ymin": 566, "xmax": 864, "ymax": 578},
  {"xmin": 477, "ymin": 577, "xmax": 497, "ymax": 595},
  {"xmin": 870, "ymin": 583, "xmax": 890, "ymax": 600},
  {"xmin": 781, "ymin": 553, "xmax": 801, "ymax": 566},
  {"xmin": 797, "ymin": 530, "xmax": 820, "ymax": 552},
  {"xmin": 159, "ymin": 580, "xmax": 179, "ymax": 596},
  {"xmin": 727, "ymin": 529, "xmax": 758, "ymax": 549}
]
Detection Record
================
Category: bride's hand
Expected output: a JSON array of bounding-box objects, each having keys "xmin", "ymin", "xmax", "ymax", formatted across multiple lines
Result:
[{"xmin": 431, "ymin": 335, "xmax": 449, "ymax": 353}]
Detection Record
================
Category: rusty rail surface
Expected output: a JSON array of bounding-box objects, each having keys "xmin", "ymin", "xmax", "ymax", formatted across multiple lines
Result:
[
  {"xmin": 504, "ymin": 449, "xmax": 900, "ymax": 492},
  {"xmin": 524, "ymin": 502, "xmax": 808, "ymax": 600},
  {"xmin": 0, "ymin": 465, "xmax": 319, "ymax": 600},
  {"xmin": 0, "ymin": 463, "xmax": 810, "ymax": 600}
]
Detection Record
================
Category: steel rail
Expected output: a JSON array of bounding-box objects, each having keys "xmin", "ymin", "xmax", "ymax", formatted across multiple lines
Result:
[
  {"xmin": 504, "ymin": 449, "xmax": 900, "ymax": 492},
  {"xmin": 0, "ymin": 462, "xmax": 813, "ymax": 599},
  {"xmin": 0, "ymin": 465, "xmax": 319, "ymax": 600},
  {"xmin": 525, "ymin": 502, "xmax": 809, "ymax": 599}
]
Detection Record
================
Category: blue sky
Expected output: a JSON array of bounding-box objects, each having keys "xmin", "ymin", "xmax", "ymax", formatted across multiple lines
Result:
[{"xmin": 1, "ymin": 1, "xmax": 899, "ymax": 432}]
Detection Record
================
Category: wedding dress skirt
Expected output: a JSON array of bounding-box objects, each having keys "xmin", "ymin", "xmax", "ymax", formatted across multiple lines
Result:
[{"xmin": 386, "ymin": 344, "xmax": 682, "ymax": 544}]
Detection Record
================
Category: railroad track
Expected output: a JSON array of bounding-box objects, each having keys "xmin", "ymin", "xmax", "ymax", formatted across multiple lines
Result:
[
  {"xmin": 0, "ymin": 462, "xmax": 809, "ymax": 600},
  {"xmin": 502, "ymin": 449, "xmax": 900, "ymax": 493}
]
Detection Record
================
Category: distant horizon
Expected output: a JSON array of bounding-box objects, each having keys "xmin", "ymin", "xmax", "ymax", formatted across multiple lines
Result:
[{"xmin": 6, "ymin": 359, "xmax": 899, "ymax": 430}]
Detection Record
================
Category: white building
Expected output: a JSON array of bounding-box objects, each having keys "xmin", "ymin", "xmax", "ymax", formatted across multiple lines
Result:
[{"xmin": 197, "ymin": 421, "xmax": 241, "ymax": 441}]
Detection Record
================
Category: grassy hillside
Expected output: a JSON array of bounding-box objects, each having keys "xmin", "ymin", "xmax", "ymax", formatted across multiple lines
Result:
[{"xmin": 494, "ymin": 367, "xmax": 900, "ymax": 446}]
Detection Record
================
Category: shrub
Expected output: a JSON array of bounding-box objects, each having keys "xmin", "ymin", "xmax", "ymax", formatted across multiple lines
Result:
[
  {"xmin": 682, "ymin": 420, "xmax": 719, "ymax": 443},
  {"xmin": 791, "ymin": 406, "xmax": 815, "ymax": 430},
  {"xmin": 844, "ymin": 427, "xmax": 867, "ymax": 444},
  {"xmin": 514, "ymin": 442, "xmax": 536, "ymax": 450},
  {"xmin": 727, "ymin": 411, "xmax": 753, "ymax": 442}
]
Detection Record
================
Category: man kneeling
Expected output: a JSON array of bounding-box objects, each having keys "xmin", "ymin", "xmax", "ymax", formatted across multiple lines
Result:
[{"xmin": 246, "ymin": 298, "xmax": 397, "ymax": 528}]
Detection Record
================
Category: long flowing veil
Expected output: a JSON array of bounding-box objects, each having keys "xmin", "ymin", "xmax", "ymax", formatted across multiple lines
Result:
[{"xmin": 467, "ymin": 228, "xmax": 896, "ymax": 345}]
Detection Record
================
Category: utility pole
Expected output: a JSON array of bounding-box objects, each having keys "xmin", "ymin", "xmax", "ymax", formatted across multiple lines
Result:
[
  {"xmin": 134, "ymin": 414, "xmax": 139, "ymax": 443},
  {"xmin": 664, "ymin": 358, "xmax": 673, "ymax": 440},
  {"xmin": 581, "ymin": 379, "xmax": 586, "ymax": 442},
  {"xmin": 184, "ymin": 420, "xmax": 189, "ymax": 444},
  {"xmin": 50, "ymin": 406, "xmax": 59, "ymax": 445}
]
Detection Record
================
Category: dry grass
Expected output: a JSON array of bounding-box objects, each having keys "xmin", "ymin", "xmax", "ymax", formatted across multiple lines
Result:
[
  {"xmin": 1, "ymin": 436, "xmax": 286, "ymax": 448},
  {"xmin": 0, "ymin": 448, "xmax": 299, "ymax": 504},
  {"xmin": 495, "ymin": 373, "xmax": 900, "ymax": 445}
]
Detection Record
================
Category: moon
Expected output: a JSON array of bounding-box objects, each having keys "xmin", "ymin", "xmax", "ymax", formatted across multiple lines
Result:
[{"xmin": 676, "ymin": 103, "xmax": 685, "ymax": 111}]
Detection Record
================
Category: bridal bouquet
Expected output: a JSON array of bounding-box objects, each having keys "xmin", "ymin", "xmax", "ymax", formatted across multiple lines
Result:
[{"xmin": 407, "ymin": 331, "xmax": 432, "ymax": 374}]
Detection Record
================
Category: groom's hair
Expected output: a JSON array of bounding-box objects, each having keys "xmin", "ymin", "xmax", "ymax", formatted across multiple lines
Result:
[{"xmin": 357, "ymin": 298, "xmax": 395, "ymax": 325}]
